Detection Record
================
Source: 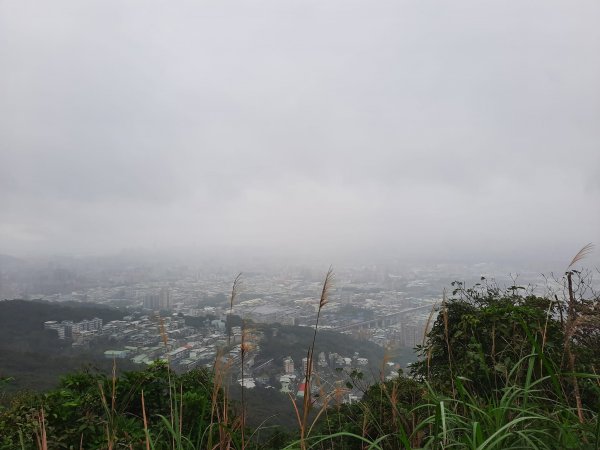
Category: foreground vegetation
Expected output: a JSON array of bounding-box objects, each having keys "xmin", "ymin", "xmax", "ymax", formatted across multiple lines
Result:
[{"xmin": 1, "ymin": 256, "xmax": 599, "ymax": 449}]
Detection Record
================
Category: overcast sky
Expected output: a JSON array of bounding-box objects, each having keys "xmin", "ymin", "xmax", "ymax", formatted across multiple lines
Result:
[{"xmin": 1, "ymin": 0, "xmax": 599, "ymax": 264}]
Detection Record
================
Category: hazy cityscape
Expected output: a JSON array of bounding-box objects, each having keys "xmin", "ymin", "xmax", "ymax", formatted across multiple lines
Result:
[
  {"xmin": 3, "ymin": 250, "xmax": 593, "ymax": 408},
  {"xmin": 1, "ymin": 0, "xmax": 599, "ymax": 448}
]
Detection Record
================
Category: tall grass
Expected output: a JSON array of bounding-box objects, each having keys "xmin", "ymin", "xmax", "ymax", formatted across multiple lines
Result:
[
  {"xmin": 416, "ymin": 354, "xmax": 598, "ymax": 449},
  {"xmin": 298, "ymin": 266, "xmax": 334, "ymax": 449}
]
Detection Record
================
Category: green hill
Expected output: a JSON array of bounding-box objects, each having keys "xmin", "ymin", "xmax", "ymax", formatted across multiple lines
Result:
[{"xmin": 0, "ymin": 300, "xmax": 126, "ymax": 393}]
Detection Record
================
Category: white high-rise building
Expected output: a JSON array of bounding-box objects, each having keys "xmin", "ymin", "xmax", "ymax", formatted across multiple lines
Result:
[{"xmin": 283, "ymin": 356, "xmax": 294, "ymax": 374}]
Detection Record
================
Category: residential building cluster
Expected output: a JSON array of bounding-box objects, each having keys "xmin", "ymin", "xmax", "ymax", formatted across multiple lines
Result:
[
  {"xmin": 37, "ymin": 267, "xmax": 439, "ymax": 365},
  {"xmin": 269, "ymin": 352, "xmax": 374, "ymax": 405},
  {"xmin": 36, "ymin": 265, "xmax": 448, "ymax": 404},
  {"xmin": 100, "ymin": 314, "xmax": 226, "ymax": 372},
  {"xmin": 44, "ymin": 317, "xmax": 103, "ymax": 346}
]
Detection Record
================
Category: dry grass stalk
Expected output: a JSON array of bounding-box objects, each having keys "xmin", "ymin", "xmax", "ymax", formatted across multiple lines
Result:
[
  {"xmin": 111, "ymin": 358, "xmax": 117, "ymax": 413},
  {"xmin": 239, "ymin": 322, "xmax": 255, "ymax": 450},
  {"xmin": 179, "ymin": 383, "xmax": 184, "ymax": 442},
  {"xmin": 318, "ymin": 267, "xmax": 333, "ymax": 309},
  {"xmin": 426, "ymin": 344, "xmax": 434, "ymax": 381},
  {"xmin": 34, "ymin": 407, "xmax": 48, "ymax": 450},
  {"xmin": 391, "ymin": 381, "xmax": 399, "ymax": 429},
  {"xmin": 158, "ymin": 315, "xmax": 169, "ymax": 348},
  {"xmin": 422, "ymin": 300, "xmax": 439, "ymax": 380},
  {"xmin": 378, "ymin": 347, "xmax": 391, "ymax": 430},
  {"xmin": 361, "ymin": 407, "xmax": 370, "ymax": 445},
  {"xmin": 441, "ymin": 289, "xmax": 456, "ymax": 398},
  {"xmin": 157, "ymin": 315, "xmax": 176, "ymax": 445},
  {"xmin": 299, "ymin": 266, "xmax": 334, "ymax": 449},
  {"xmin": 332, "ymin": 383, "xmax": 346, "ymax": 407},
  {"xmin": 210, "ymin": 348, "xmax": 235, "ymax": 449},
  {"xmin": 228, "ymin": 273, "xmax": 242, "ymax": 346},
  {"xmin": 567, "ymin": 243, "xmax": 594, "ymax": 269},
  {"xmin": 421, "ymin": 300, "xmax": 438, "ymax": 349},
  {"xmin": 306, "ymin": 389, "xmax": 335, "ymax": 437},
  {"xmin": 541, "ymin": 297, "xmax": 555, "ymax": 355},
  {"xmin": 210, "ymin": 353, "xmax": 224, "ymax": 447},
  {"xmin": 230, "ymin": 272, "xmax": 242, "ymax": 311},
  {"xmin": 98, "ymin": 383, "xmax": 115, "ymax": 449},
  {"xmin": 288, "ymin": 391, "xmax": 302, "ymax": 427},
  {"xmin": 491, "ymin": 322, "xmax": 496, "ymax": 366},
  {"xmin": 106, "ymin": 424, "xmax": 112, "ymax": 450},
  {"xmin": 380, "ymin": 348, "xmax": 390, "ymax": 383},
  {"xmin": 563, "ymin": 243, "xmax": 594, "ymax": 424},
  {"xmin": 141, "ymin": 390, "xmax": 151, "ymax": 450},
  {"xmin": 205, "ymin": 273, "xmax": 244, "ymax": 448},
  {"xmin": 592, "ymin": 366, "xmax": 600, "ymax": 389}
]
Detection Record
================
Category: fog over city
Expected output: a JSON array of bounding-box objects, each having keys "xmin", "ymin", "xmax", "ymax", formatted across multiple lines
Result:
[{"xmin": 1, "ymin": 0, "xmax": 599, "ymax": 265}]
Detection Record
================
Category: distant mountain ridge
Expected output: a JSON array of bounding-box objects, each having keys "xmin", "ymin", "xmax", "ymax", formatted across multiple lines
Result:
[{"xmin": 0, "ymin": 253, "xmax": 26, "ymax": 265}]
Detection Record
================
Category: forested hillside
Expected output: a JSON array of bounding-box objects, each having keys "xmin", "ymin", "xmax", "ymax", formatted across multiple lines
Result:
[{"xmin": 0, "ymin": 300, "xmax": 125, "ymax": 393}]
